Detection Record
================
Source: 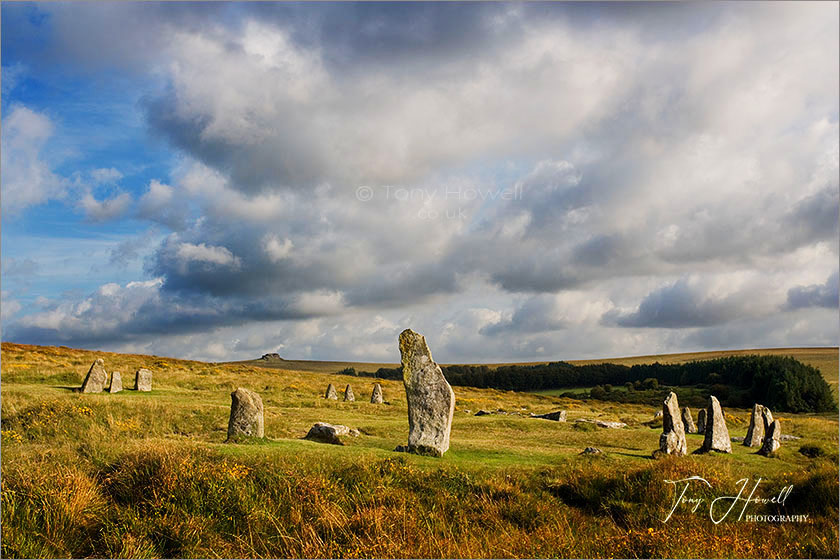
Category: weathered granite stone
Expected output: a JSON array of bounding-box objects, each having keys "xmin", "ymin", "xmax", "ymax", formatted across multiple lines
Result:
[
  {"xmin": 305, "ymin": 422, "xmax": 360, "ymax": 445},
  {"xmin": 109, "ymin": 371, "xmax": 123, "ymax": 393},
  {"xmin": 80, "ymin": 359, "xmax": 108, "ymax": 393},
  {"xmin": 370, "ymin": 383, "xmax": 384, "ymax": 404},
  {"xmin": 761, "ymin": 406, "xmax": 774, "ymax": 433},
  {"xmin": 744, "ymin": 404, "xmax": 766, "ymax": 447},
  {"xmin": 475, "ymin": 410, "xmax": 492, "ymax": 416},
  {"xmin": 581, "ymin": 447, "xmax": 603, "ymax": 455},
  {"xmin": 681, "ymin": 407, "xmax": 696, "ymax": 434},
  {"xmin": 226, "ymin": 388, "xmax": 264, "ymax": 441},
  {"xmin": 697, "ymin": 408, "xmax": 707, "ymax": 434},
  {"xmin": 260, "ymin": 353, "xmax": 283, "ymax": 361},
  {"xmin": 325, "ymin": 383, "xmax": 338, "ymax": 400},
  {"xmin": 344, "ymin": 384, "xmax": 355, "ymax": 402},
  {"xmin": 397, "ymin": 329, "xmax": 455, "ymax": 457},
  {"xmin": 654, "ymin": 410, "xmax": 663, "ymax": 419},
  {"xmin": 759, "ymin": 420, "xmax": 781, "ymax": 456},
  {"xmin": 699, "ymin": 396, "xmax": 731, "ymax": 453},
  {"xmin": 532, "ymin": 410, "xmax": 567, "ymax": 421},
  {"xmin": 659, "ymin": 392, "xmax": 687, "ymax": 456},
  {"xmin": 576, "ymin": 418, "xmax": 627, "ymax": 429},
  {"xmin": 134, "ymin": 368, "xmax": 152, "ymax": 392}
]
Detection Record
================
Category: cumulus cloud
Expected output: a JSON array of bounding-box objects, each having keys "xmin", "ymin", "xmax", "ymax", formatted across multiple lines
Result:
[
  {"xmin": 786, "ymin": 272, "xmax": 839, "ymax": 310},
  {"xmin": 78, "ymin": 191, "xmax": 133, "ymax": 222},
  {"xmin": 603, "ymin": 276, "xmax": 778, "ymax": 329},
  {"xmin": 2, "ymin": 2, "xmax": 838, "ymax": 361},
  {"xmin": 1, "ymin": 105, "xmax": 65, "ymax": 215}
]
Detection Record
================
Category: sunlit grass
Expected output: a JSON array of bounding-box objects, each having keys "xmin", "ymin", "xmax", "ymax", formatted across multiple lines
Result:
[{"xmin": 1, "ymin": 342, "xmax": 838, "ymax": 558}]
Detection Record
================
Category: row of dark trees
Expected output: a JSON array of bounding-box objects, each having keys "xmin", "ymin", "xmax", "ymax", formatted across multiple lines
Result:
[{"xmin": 347, "ymin": 355, "xmax": 835, "ymax": 413}]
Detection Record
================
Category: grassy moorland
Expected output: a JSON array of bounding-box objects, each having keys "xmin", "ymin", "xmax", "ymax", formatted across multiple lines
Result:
[{"xmin": 1, "ymin": 342, "xmax": 838, "ymax": 558}]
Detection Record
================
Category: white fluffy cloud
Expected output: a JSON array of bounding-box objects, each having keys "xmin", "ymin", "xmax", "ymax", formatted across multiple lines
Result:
[{"xmin": 1, "ymin": 105, "xmax": 65, "ymax": 215}]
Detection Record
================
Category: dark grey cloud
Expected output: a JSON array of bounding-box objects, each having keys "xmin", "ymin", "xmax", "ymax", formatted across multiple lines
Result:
[
  {"xmin": 604, "ymin": 279, "xmax": 751, "ymax": 329},
  {"xmin": 786, "ymin": 272, "xmax": 839, "ymax": 310}
]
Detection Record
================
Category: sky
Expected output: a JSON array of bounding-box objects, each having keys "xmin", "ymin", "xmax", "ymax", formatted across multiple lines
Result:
[{"xmin": 1, "ymin": 1, "xmax": 838, "ymax": 363}]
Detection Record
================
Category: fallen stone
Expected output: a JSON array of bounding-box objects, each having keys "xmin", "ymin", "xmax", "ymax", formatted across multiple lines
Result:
[
  {"xmin": 325, "ymin": 383, "xmax": 338, "ymax": 400},
  {"xmin": 109, "ymin": 371, "xmax": 123, "ymax": 393},
  {"xmin": 659, "ymin": 392, "xmax": 687, "ymax": 456},
  {"xmin": 475, "ymin": 410, "xmax": 493, "ymax": 416},
  {"xmin": 699, "ymin": 396, "xmax": 731, "ymax": 453},
  {"xmin": 779, "ymin": 434, "xmax": 801, "ymax": 441},
  {"xmin": 731, "ymin": 436, "xmax": 745, "ymax": 442},
  {"xmin": 697, "ymin": 408, "xmax": 707, "ymax": 434},
  {"xmin": 226, "ymin": 388, "xmax": 264, "ymax": 441},
  {"xmin": 305, "ymin": 422, "xmax": 360, "ymax": 445},
  {"xmin": 344, "ymin": 384, "xmax": 355, "ymax": 402},
  {"xmin": 576, "ymin": 418, "xmax": 627, "ymax": 429},
  {"xmin": 396, "ymin": 329, "xmax": 455, "ymax": 457},
  {"xmin": 531, "ymin": 410, "xmax": 567, "ymax": 421},
  {"xmin": 759, "ymin": 420, "xmax": 782, "ymax": 456},
  {"xmin": 80, "ymin": 359, "xmax": 108, "ymax": 393},
  {"xmin": 580, "ymin": 447, "xmax": 603, "ymax": 455},
  {"xmin": 744, "ymin": 404, "xmax": 768, "ymax": 447},
  {"xmin": 134, "ymin": 368, "xmax": 152, "ymax": 392},
  {"xmin": 370, "ymin": 383, "xmax": 384, "ymax": 404},
  {"xmin": 682, "ymin": 406, "xmax": 697, "ymax": 434},
  {"xmin": 654, "ymin": 410, "xmax": 663, "ymax": 419}
]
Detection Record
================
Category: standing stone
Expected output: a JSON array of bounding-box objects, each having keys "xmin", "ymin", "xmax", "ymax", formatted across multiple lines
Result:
[
  {"xmin": 744, "ymin": 403, "xmax": 768, "ymax": 447},
  {"xmin": 134, "ymin": 368, "xmax": 152, "ymax": 392},
  {"xmin": 227, "ymin": 388, "xmax": 264, "ymax": 441},
  {"xmin": 325, "ymin": 383, "xmax": 338, "ymax": 400},
  {"xmin": 697, "ymin": 408, "xmax": 707, "ymax": 434},
  {"xmin": 758, "ymin": 420, "xmax": 782, "ymax": 456},
  {"xmin": 682, "ymin": 407, "xmax": 697, "ymax": 434},
  {"xmin": 80, "ymin": 359, "xmax": 108, "ymax": 393},
  {"xmin": 370, "ymin": 383, "xmax": 384, "ymax": 404},
  {"xmin": 344, "ymin": 384, "xmax": 355, "ymax": 402},
  {"xmin": 109, "ymin": 371, "xmax": 123, "ymax": 393},
  {"xmin": 659, "ymin": 392, "xmax": 687, "ymax": 456},
  {"xmin": 700, "ymin": 396, "xmax": 731, "ymax": 453},
  {"xmin": 761, "ymin": 406, "xmax": 774, "ymax": 433},
  {"xmin": 396, "ymin": 329, "xmax": 455, "ymax": 457}
]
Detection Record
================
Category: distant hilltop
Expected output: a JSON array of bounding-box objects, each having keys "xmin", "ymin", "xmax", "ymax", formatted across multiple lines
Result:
[{"xmin": 260, "ymin": 353, "xmax": 284, "ymax": 362}]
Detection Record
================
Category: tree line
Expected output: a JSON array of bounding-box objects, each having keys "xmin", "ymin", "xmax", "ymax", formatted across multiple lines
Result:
[{"xmin": 341, "ymin": 354, "xmax": 836, "ymax": 413}]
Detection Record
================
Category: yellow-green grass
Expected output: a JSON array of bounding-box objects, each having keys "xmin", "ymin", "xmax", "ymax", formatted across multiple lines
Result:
[{"xmin": 2, "ymin": 342, "xmax": 838, "ymax": 558}]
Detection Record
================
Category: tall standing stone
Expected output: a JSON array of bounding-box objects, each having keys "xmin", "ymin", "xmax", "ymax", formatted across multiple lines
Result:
[
  {"xmin": 758, "ymin": 420, "xmax": 781, "ymax": 456},
  {"xmin": 371, "ymin": 383, "xmax": 384, "ymax": 404},
  {"xmin": 109, "ymin": 371, "xmax": 123, "ymax": 393},
  {"xmin": 700, "ymin": 396, "xmax": 731, "ymax": 453},
  {"xmin": 697, "ymin": 408, "xmax": 707, "ymax": 434},
  {"xmin": 227, "ymin": 388, "xmax": 264, "ymax": 441},
  {"xmin": 80, "ymin": 359, "xmax": 108, "ymax": 393},
  {"xmin": 344, "ymin": 384, "xmax": 355, "ymax": 402},
  {"xmin": 325, "ymin": 383, "xmax": 338, "ymax": 399},
  {"xmin": 396, "ymin": 329, "xmax": 455, "ymax": 457},
  {"xmin": 659, "ymin": 392, "xmax": 687, "ymax": 456},
  {"xmin": 134, "ymin": 368, "xmax": 152, "ymax": 392},
  {"xmin": 744, "ymin": 403, "xmax": 768, "ymax": 447},
  {"xmin": 682, "ymin": 406, "xmax": 697, "ymax": 434},
  {"xmin": 760, "ymin": 406, "xmax": 774, "ymax": 433}
]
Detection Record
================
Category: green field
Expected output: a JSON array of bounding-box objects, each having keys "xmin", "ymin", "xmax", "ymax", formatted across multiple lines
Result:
[{"xmin": 2, "ymin": 342, "xmax": 838, "ymax": 558}]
